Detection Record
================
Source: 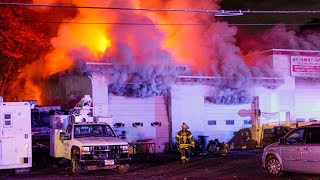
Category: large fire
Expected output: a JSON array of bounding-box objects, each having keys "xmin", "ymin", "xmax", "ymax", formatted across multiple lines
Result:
[
  {"xmin": 9, "ymin": 0, "xmax": 247, "ymax": 104},
  {"xmin": 137, "ymin": 1, "xmax": 220, "ymax": 71},
  {"xmin": 10, "ymin": 0, "xmax": 117, "ymax": 102}
]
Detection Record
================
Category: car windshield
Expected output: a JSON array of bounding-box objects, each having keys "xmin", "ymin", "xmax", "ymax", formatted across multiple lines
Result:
[{"xmin": 74, "ymin": 124, "xmax": 116, "ymax": 138}]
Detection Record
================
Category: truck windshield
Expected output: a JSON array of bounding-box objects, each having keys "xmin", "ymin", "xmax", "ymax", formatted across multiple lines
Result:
[
  {"xmin": 31, "ymin": 111, "xmax": 50, "ymax": 128},
  {"xmin": 74, "ymin": 124, "xmax": 116, "ymax": 138}
]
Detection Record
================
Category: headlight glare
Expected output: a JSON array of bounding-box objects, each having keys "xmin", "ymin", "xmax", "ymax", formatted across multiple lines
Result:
[
  {"xmin": 121, "ymin": 145, "xmax": 129, "ymax": 151},
  {"xmin": 82, "ymin": 146, "xmax": 91, "ymax": 152}
]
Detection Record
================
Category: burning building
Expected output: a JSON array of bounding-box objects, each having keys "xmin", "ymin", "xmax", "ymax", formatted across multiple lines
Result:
[
  {"xmin": 40, "ymin": 48, "xmax": 320, "ymax": 151},
  {"xmin": 6, "ymin": 1, "xmax": 320, "ymax": 151}
]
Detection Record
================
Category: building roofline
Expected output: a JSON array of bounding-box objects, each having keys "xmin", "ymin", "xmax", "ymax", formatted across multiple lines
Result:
[
  {"xmin": 249, "ymin": 49, "xmax": 320, "ymax": 57},
  {"xmin": 271, "ymin": 49, "xmax": 320, "ymax": 53}
]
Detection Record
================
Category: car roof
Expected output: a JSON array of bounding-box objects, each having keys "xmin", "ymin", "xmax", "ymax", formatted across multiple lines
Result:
[
  {"xmin": 292, "ymin": 124, "xmax": 320, "ymax": 130},
  {"xmin": 305, "ymin": 123, "xmax": 320, "ymax": 128}
]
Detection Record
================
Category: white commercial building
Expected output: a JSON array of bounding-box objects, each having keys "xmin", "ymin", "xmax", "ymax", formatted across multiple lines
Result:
[{"xmin": 44, "ymin": 49, "xmax": 320, "ymax": 152}]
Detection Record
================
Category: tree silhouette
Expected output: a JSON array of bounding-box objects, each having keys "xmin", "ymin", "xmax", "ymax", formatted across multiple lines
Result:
[{"xmin": 0, "ymin": 0, "xmax": 49, "ymax": 97}]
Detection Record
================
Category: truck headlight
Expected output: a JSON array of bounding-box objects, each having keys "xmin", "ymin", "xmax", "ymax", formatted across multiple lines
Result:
[
  {"xmin": 81, "ymin": 146, "xmax": 92, "ymax": 154},
  {"xmin": 121, "ymin": 145, "xmax": 129, "ymax": 152}
]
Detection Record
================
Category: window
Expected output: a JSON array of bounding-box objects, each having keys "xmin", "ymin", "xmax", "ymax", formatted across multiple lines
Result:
[
  {"xmin": 226, "ymin": 120, "xmax": 234, "ymax": 125},
  {"xmin": 5, "ymin": 120, "xmax": 11, "ymax": 126},
  {"xmin": 296, "ymin": 118, "xmax": 305, "ymax": 122},
  {"xmin": 309, "ymin": 118, "xmax": 317, "ymax": 122},
  {"xmin": 31, "ymin": 111, "xmax": 50, "ymax": 128},
  {"xmin": 208, "ymin": 120, "xmax": 216, "ymax": 125},
  {"xmin": 132, "ymin": 122, "xmax": 143, "ymax": 127},
  {"xmin": 306, "ymin": 128, "xmax": 320, "ymax": 144},
  {"xmin": 31, "ymin": 111, "xmax": 40, "ymax": 127},
  {"xmin": 244, "ymin": 120, "xmax": 252, "ymax": 125},
  {"xmin": 3, "ymin": 113, "xmax": 12, "ymax": 128},
  {"xmin": 66, "ymin": 125, "xmax": 73, "ymax": 134},
  {"xmin": 64, "ymin": 125, "xmax": 73, "ymax": 140},
  {"xmin": 40, "ymin": 112, "xmax": 50, "ymax": 127},
  {"xmin": 74, "ymin": 125, "xmax": 116, "ymax": 138},
  {"xmin": 286, "ymin": 129, "xmax": 305, "ymax": 144},
  {"xmin": 4, "ymin": 114, "xmax": 11, "ymax": 119}
]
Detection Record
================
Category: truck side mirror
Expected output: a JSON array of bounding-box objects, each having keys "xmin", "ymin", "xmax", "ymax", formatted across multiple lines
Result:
[
  {"xmin": 60, "ymin": 132, "xmax": 66, "ymax": 140},
  {"xmin": 279, "ymin": 137, "xmax": 286, "ymax": 144}
]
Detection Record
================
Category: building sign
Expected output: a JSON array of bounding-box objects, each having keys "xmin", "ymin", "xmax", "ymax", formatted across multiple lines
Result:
[{"xmin": 291, "ymin": 56, "xmax": 320, "ymax": 77}]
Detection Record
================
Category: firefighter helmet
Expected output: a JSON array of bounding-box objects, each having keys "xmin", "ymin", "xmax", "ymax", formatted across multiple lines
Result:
[{"xmin": 181, "ymin": 122, "xmax": 189, "ymax": 129}]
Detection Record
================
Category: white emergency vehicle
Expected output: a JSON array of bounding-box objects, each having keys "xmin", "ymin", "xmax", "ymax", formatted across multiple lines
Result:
[
  {"xmin": 50, "ymin": 95, "xmax": 130, "ymax": 175},
  {"xmin": 0, "ymin": 99, "xmax": 32, "ymax": 173}
]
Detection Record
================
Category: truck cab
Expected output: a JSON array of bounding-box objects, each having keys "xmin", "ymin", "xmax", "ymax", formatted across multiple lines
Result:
[
  {"xmin": 50, "ymin": 95, "xmax": 130, "ymax": 174},
  {"xmin": 51, "ymin": 117, "xmax": 130, "ymax": 175}
]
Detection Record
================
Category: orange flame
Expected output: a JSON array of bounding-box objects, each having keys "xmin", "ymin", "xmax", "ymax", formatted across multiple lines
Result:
[
  {"xmin": 9, "ymin": 0, "xmax": 115, "ymax": 103},
  {"xmin": 10, "ymin": 0, "xmax": 225, "ymax": 103},
  {"xmin": 135, "ymin": 0, "xmax": 220, "ymax": 72}
]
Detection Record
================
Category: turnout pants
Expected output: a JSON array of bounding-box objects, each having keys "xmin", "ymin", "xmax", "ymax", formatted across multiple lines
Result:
[{"xmin": 179, "ymin": 144, "xmax": 191, "ymax": 161}]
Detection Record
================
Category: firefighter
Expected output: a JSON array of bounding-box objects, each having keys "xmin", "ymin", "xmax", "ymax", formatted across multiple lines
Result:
[{"xmin": 176, "ymin": 122, "xmax": 195, "ymax": 165}]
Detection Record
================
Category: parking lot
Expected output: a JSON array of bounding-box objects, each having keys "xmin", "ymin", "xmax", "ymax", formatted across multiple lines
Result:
[{"xmin": 1, "ymin": 149, "xmax": 319, "ymax": 179}]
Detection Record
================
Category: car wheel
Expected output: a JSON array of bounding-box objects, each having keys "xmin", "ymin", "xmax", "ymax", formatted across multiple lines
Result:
[
  {"xmin": 70, "ymin": 152, "xmax": 82, "ymax": 175},
  {"xmin": 265, "ymin": 155, "xmax": 283, "ymax": 176}
]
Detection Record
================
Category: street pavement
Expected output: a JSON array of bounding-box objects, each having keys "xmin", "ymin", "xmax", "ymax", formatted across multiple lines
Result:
[{"xmin": 1, "ymin": 149, "xmax": 319, "ymax": 179}]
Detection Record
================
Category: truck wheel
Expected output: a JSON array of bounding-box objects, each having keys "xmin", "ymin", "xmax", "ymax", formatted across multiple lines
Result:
[
  {"xmin": 117, "ymin": 164, "xmax": 129, "ymax": 174},
  {"xmin": 70, "ymin": 153, "xmax": 82, "ymax": 175},
  {"xmin": 220, "ymin": 149, "xmax": 228, "ymax": 156},
  {"xmin": 265, "ymin": 155, "xmax": 283, "ymax": 176}
]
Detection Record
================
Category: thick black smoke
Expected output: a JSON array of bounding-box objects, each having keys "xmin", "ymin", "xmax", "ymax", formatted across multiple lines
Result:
[
  {"xmin": 239, "ymin": 25, "xmax": 320, "ymax": 52},
  {"xmin": 107, "ymin": 64, "xmax": 177, "ymax": 97},
  {"xmin": 61, "ymin": 1, "xmax": 293, "ymax": 104}
]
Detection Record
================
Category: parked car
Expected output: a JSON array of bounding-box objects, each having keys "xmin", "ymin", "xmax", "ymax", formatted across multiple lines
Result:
[{"xmin": 262, "ymin": 124, "xmax": 320, "ymax": 176}]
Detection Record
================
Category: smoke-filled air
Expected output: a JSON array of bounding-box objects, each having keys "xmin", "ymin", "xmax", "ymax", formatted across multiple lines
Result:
[{"xmin": 6, "ymin": 0, "xmax": 320, "ymax": 104}]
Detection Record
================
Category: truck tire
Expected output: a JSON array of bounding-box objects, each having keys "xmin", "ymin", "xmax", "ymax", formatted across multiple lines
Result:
[
  {"xmin": 70, "ymin": 152, "xmax": 82, "ymax": 175},
  {"xmin": 117, "ymin": 164, "xmax": 129, "ymax": 174},
  {"xmin": 219, "ymin": 148, "xmax": 228, "ymax": 156},
  {"xmin": 265, "ymin": 155, "xmax": 283, "ymax": 176}
]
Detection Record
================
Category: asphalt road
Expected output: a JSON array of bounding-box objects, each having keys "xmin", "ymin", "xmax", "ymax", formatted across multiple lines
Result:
[{"xmin": 1, "ymin": 149, "xmax": 320, "ymax": 180}]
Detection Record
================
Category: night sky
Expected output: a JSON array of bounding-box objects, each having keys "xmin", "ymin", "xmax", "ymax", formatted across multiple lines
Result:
[{"xmin": 220, "ymin": 0, "xmax": 320, "ymax": 32}]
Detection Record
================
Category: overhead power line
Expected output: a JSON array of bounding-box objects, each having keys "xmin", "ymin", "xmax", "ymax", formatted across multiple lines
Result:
[
  {"xmin": 1, "ymin": 20, "xmax": 320, "ymax": 26},
  {"xmin": 1, "ymin": 2, "xmax": 320, "ymax": 15}
]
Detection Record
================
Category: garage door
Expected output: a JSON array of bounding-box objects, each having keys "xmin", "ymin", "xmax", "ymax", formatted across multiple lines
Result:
[
  {"xmin": 204, "ymin": 103, "xmax": 252, "ymax": 143},
  {"xmin": 295, "ymin": 82, "xmax": 320, "ymax": 122},
  {"xmin": 109, "ymin": 95, "xmax": 169, "ymax": 153}
]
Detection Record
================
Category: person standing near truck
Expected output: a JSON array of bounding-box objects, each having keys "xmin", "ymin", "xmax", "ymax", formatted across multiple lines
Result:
[{"xmin": 176, "ymin": 122, "xmax": 195, "ymax": 165}]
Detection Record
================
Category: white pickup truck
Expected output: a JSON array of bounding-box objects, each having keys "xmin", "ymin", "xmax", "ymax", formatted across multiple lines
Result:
[{"xmin": 50, "ymin": 95, "xmax": 130, "ymax": 175}]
